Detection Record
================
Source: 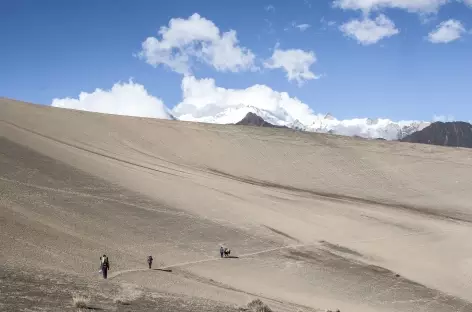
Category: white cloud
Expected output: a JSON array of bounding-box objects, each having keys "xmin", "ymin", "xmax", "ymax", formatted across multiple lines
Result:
[
  {"xmin": 339, "ymin": 14, "xmax": 399, "ymax": 45},
  {"xmin": 427, "ymin": 19, "xmax": 466, "ymax": 43},
  {"xmin": 296, "ymin": 23, "xmax": 311, "ymax": 31},
  {"xmin": 51, "ymin": 80, "xmax": 172, "ymax": 119},
  {"xmin": 284, "ymin": 21, "xmax": 311, "ymax": 32},
  {"xmin": 138, "ymin": 13, "xmax": 256, "ymax": 75},
  {"xmin": 172, "ymin": 75, "xmax": 319, "ymax": 125},
  {"xmin": 463, "ymin": 0, "xmax": 472, "ymax": 6},
  {"xmin": 264, "ymin": 49, "xmax": 320, "ymax": 85},
  {"xmin": 265, "ymin": 5, "xmax": 275, "ymax": 12},
  {"xmin": 333, "ymin": 0, "xmax": 450, "ymax": 14}
]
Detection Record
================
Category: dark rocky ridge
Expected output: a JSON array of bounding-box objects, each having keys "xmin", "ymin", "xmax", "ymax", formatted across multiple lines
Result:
[
  {"xmin": 401, "ymin": 121, "xmax": 472, "ymax": 148},
  {"xmin": 234, "ymin": 112, "xmax": 288, "ymax": 128}
]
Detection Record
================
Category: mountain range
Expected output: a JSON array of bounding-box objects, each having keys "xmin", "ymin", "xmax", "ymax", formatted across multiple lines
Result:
[
  {"xmin": 178, "ymin": 104, "xmax": 431, "ymax": 140},
  {"xmin": 235, "ymin": 112, "xmax": 472, "ymax": 149}
]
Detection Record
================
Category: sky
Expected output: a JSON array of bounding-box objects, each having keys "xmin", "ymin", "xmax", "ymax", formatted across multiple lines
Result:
[{"xmin": 1, "ymin": 0, "xmax": 471, "ymax": 125}]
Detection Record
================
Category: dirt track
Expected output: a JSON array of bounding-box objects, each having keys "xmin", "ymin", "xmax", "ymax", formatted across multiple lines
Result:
[{"xmin": 1, "ymin": 97, "xmax": 472, "ymax": 312}]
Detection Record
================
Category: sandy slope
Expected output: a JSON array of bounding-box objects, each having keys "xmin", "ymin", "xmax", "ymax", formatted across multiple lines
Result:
[{"xmin": 1, "ymin": 97, "xmax": 472, "ymax": 312}]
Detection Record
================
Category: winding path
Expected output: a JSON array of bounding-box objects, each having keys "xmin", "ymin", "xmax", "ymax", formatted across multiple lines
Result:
[{"xmin": 108, "ymin": 226, "xmax": 464, "ymax": 280}]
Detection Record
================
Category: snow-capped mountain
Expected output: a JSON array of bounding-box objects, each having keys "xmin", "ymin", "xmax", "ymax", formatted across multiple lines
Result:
[
  {"xmin": 305, "ymin": 117, "xmax": 430, "ymax": 140},
  {"xmin": 176, "ymin": 104, "xmax": 430, "ymax": 140},
  {"xmin": 177, "ymin": 104, "xmax": 293, "ymax": 127},
  {"xmin": 287, "ymin": 119, "xmax": 306, "ymax": 131}
]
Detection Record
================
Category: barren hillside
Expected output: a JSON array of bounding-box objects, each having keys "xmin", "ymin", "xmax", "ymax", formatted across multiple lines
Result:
[{"xmin": 1, "ymin": 97, "xmax": 472, "ymax": 312}]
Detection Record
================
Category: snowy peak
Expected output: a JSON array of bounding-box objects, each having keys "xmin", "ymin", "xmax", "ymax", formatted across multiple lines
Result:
[
  {"xmin": 324, "ymin": 113, "xmax": 335, "ymax": 120},
  {"xmin": 287, "ymin": 119, "xmax": 306, "ymax": 131}
]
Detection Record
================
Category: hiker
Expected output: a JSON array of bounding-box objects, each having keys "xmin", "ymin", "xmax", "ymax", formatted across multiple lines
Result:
[
  {"xmin": 99, "ymin": 254, "xmax": 110, "ymax": 279},
  {"xmin": 220, "ymin": 246, "xmax": 224, "ymax": 258},
  {"xmin": 147, "ymin": 255, "xmax": 153, "ymax": 269}
]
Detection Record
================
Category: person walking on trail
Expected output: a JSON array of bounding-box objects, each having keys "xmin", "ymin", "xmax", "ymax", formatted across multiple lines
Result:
[
  {"xmin": 99, "ymin": 254, "xmax": 110, "ymax": 279},
  {"xmin": 147, "ymin": 255, "xmax": 153, "ymax": 269},
  {"xmin": 220, "ymin": 246, "xmax": 224, "ymax": 258}
]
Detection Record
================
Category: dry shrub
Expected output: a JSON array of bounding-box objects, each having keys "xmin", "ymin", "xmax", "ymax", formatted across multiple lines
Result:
[
  {"xmin": 247, "ymin": 299, "xmax": 273, "ymax": 312},
  {"xmin": 72, "ymin": 294, "xmax": 90, "ymax": 309}
]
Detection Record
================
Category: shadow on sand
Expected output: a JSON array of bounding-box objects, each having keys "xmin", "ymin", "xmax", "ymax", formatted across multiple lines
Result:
[{"xmin": 152, "ymin": 268, "xmax": 173, "ymax": 273}]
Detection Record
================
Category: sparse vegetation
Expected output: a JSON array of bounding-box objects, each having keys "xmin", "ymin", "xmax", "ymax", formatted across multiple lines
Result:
[
  {"xmin": 72, "ymin": 294, "xmax": 90, "ymax": 309},
  {"xmin": 247, "ymin": 299, "xmax": 273, "ymax": 312},
  {"xmin": 113, "ymin": 283, "xmax": 142, "ymax": 306}
]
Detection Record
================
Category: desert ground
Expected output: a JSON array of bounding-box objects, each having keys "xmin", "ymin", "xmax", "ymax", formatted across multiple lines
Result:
[{"xmin": 1, "ymin": 97, "xmax": 472, "ymax": 312}]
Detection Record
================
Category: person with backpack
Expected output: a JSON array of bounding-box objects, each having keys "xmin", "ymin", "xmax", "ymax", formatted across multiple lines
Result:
[
  {"xmin": 220, "ymin": 246, "xmax": 224, "ymax": 258},
  {"xmin": 99, "ymin": 254, "xmax": 110, "ymax": 279},
  {"xmin": 147, "ymin": 255, "xmax": 153, "ymax": 269}
]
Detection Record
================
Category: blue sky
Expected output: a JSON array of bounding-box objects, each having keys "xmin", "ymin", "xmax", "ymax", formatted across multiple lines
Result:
[{"xmin": 1, "ymin": 0, "xmax": 471, "ymax": 122}]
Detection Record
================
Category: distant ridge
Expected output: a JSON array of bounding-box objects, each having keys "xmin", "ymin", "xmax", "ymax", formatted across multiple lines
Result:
[
  {"xmin": 234, "ymin": 112, "xmax": 288, "ymax": 128},
  {"xmin": 401, "ymin": 121, "xmax": 472, "ymax": 148}
]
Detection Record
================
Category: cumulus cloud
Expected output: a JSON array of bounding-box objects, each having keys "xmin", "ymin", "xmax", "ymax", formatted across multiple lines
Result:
[
  {"xmin": 427, "ymin": 19, "xmax": 466, "ymax": 43},
  {"xmin": 138, "ymin": 13, "xmax": 256, "ymax": 75},
  {"xmin": 172, "ymin": 75, "xmax": 319, "ymax": 125},
  {"xmin": 51, "ymin": 80, "xmax": 172, "ymax": 119},
  {"xmin": 263, "ymin": 49, "xmax": 320, "ymax": 85},
  {"xmin": 464, "ymin": 0, "xmax": 472, "ymax": 6},
  {"xmin": 339, "ymin": 14, "xmax": 399, "ymax": 45},
  {"xmin": 333, "ymin": 0, "xmax": 449, "ymax": 14}
]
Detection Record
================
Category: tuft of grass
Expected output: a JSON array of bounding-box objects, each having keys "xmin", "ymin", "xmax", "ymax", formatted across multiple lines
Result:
[
  {"xmin": 72, "ymin": 294, "xmax": 91, "ymax": 309},
  {"xmin": 247, "ymin": 299, "xmax": 264, "ymax": 309},
  {"xmin": 113, "ymin": 283, "xmax": 142, "ymax": 306},
  {"xmin": 247, "ymin": 299, "xmax": 273, "ymax": 312}
]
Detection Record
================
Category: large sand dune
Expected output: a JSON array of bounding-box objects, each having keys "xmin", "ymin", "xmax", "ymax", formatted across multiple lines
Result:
[{"xmin": 1, "ymin": 97, "xmax": 472, "ymax": 312}]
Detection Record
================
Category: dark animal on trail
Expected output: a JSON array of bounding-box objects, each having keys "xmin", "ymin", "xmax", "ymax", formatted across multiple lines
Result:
[{"xmin": 224, "ymin": 248, "xmax": 231, "ymax": 257}]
